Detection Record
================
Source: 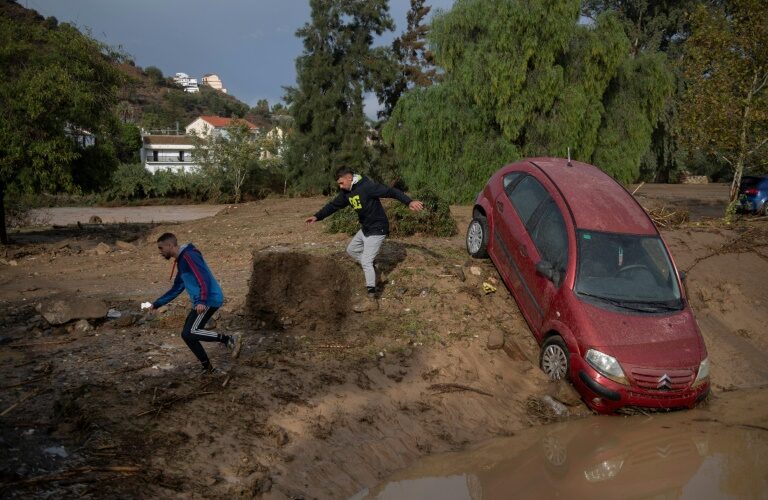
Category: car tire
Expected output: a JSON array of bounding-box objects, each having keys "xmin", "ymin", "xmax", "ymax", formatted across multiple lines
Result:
[
  {"xmin": 761, "ymin": 200, "xmax": 768, "ymax": 216},
  {"xmin": 466, "ymin": 216, "xmax": 489, "ymax": 258},
  {"xmin": 540, "ymin": 336, "xmax": 569, "ymax": 381}
]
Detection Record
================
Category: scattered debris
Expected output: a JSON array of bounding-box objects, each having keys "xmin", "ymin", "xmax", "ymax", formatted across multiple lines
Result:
[{"xmin": 482, "ymin": 282, "xmax": 497, "ymax": 294}]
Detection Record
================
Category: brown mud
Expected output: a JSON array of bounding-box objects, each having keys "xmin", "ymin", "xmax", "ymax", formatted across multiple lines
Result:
[{"xmin": 0, "ymin": 193, "xmax": 766, "ymax": 499}]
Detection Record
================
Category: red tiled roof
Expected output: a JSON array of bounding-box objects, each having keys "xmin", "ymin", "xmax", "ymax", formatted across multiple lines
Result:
[{"xmin": 198, "ymin": 115, "xmax": 258, "ymax": 129}]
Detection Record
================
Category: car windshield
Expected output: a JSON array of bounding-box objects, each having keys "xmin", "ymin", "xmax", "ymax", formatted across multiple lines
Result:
[{"xmin": 575, "ymin": 230, "xmax": 682, "ymax": 312}]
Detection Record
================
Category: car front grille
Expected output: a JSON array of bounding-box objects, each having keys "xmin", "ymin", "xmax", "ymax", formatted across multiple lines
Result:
[{"xmin": 630, "ymin": 367, "xmax": 694, "ymax": 391}]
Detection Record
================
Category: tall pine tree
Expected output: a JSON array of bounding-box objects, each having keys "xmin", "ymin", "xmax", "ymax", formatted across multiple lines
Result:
[{"xmin": 284, "ymin": 0, "xmax": 394, "ymax": 193}]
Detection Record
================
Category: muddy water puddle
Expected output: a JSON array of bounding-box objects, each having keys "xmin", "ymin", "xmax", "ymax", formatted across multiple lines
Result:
[{"xmin": 355, "ymin": 412, "xmax": 768, "ymax": 500}]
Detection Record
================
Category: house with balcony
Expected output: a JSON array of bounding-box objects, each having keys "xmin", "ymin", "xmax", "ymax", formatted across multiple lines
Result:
[
  {"xmin": 173, "ymin": 72, "xmax": 199, "ymax": 93},
  {"xmin": 140, "ymin": 135, "xmax": 198, "ymax": 173}
]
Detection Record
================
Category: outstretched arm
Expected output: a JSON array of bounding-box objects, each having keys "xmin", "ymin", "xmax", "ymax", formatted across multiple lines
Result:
[
  {"xmin": 368, "ymin": 183, "xmax": 424, "ymax": 211},
  {"xmin": 306, "ymin": 192, "xmax": 348, "ymax": 224},
  {"xmin": 151, "ymin": 272, "xmax": 185, "ymax": 309}
]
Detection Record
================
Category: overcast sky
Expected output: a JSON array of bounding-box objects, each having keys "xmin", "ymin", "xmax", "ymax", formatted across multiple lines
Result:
[{"xmin": 26, "ymin": 0, "xmax": 456, "ymax": 116}]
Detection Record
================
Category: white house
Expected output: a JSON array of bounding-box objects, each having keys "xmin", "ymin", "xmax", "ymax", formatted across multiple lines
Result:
[
  {"xmin": 173, "ymin": 72, "xmax": 199, "ymax": 93},
  {"xmin": 201, "ymin": 73, "xmax": 227, "ymax": 93},
  {"xmin": 185, "ymin": 115, "xmax": 259, "ymax": 138},
  {"xmin": 140, "ymin": 135, "xmax": 199, "ymax": 173}
]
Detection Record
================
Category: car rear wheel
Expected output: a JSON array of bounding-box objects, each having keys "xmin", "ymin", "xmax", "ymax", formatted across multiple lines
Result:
[
  {"xmin": 761, "ymin": 200, "xmax": 768, "ymax": 216},
  {"xmin": 466, "ymin": 216, "xmax": 489, "ymax": 258},
  {"xmin": 541, "ymin": 336, "xmax": 569, "ymax": 381}
]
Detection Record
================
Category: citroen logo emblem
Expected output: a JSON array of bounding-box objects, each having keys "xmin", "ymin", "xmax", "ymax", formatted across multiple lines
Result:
[{"xmin": 657, "ymin": 374, "xmax": 672, "ymax": 389}]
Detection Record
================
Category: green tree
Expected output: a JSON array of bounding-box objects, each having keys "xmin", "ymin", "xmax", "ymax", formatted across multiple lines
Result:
[
  {"xmin": 681, "ymin": 0, "xmax": 768, "ymax": 202},
  {"xmin": 581, "ymin": 1, "xmax": 699, "ymax": 182},
  {"xmin": 192, "ymin": 123, "xmax": 264, "ymax": 203},
  {"xmin": 0, "ymin": 6, "xmax": 123, "ymax": 242},
  {"xmin": 378, "ymin": 0, "xmax": 439, "ymax": 118},
  {"xmin": 253, "ymin": 99, "xmax": 270, "ymax": 119},
  {"xmin": 383, "ymin": 0, "xmax": 673, "ymax": 202},
  {"xmin": 144, "ymin": 65, "xmax": 165, "ymax": 86},
  {"xmin": 284, "ymin": 0, "xmax": 394, "ymax": 193}
]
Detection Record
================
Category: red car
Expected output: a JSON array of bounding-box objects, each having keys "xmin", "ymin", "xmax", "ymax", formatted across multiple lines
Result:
[{"xmin": 467, "ymin": 158, "xmax": 710, "ymax": 413}]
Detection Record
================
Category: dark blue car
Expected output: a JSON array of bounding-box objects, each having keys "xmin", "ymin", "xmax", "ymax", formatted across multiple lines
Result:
[{"xmin": 738, "ymin": 175, "xmax": 768, "ymax": 215}]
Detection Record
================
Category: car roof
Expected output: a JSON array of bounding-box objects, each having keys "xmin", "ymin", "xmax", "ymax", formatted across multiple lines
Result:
[{"xmin": 510, "ymin": 157, "xmax": 658, "ymax": 235}]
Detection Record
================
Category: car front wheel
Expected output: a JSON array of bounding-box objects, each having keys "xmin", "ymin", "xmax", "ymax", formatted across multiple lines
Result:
[
  {"xmin": 541, "ymin": 336, "xmax": 569, "ymax": 381},
  {"xmin": 466, "ymin": 216, "xmax": 489, "ymax": 258}
]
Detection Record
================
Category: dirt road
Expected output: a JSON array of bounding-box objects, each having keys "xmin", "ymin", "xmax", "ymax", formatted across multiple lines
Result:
[
  {"xmin": 0, "ymin": 193, "xmax": 766, "ymax": 498},
  {"xmin": 27, "ymin": 204, "xmax": 228, "ymax": 226}
]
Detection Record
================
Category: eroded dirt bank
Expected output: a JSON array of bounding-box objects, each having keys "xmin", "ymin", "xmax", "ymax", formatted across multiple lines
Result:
[{"xmin": 0, "ymin": 197, "xmax": 766, "ymax": 498}]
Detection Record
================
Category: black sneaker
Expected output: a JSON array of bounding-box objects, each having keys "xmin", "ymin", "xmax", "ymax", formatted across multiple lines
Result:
[
  {"xmin": 226, "ymin": 333, "xmax": 243, "ymax": 359},
  {"xmin": 200, "ymin": 365, "xmax": 225, "ymax": 376}
]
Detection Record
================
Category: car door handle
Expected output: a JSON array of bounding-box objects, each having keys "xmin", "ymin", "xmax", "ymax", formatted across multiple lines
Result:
[
  {"xmin": 519, "ymin": 244, "xmax": 528, "ymax": 257},
  {"xmin": 496, "ymin": 201, "xmax": 504, "ymax": 212}
]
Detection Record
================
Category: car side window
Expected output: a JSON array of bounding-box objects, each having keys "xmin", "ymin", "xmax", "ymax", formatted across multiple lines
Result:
[
  {"xmin": 508, "ymin": 175, "xmax": 549, "ymax": 226},
  {"xmin": 530, "ymin": 200, "xmax": 568, "ymax": 273},
  {"xmin": 503, "ymin": 172, "xmax": 522, "ymax": 196}
]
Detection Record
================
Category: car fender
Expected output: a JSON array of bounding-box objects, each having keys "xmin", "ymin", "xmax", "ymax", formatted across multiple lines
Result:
[
  {"xmin": 541, "ymin": 319, "xmax": 582, "ymax": 372},
  {"xmin": 474, "ymin": 197, "xmax": 495, "ymax": 232}
]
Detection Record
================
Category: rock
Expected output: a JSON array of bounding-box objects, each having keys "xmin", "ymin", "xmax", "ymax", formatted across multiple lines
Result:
[
  {"xmin": 487, "ymin": 331, "xmax": 505, "ymax": 350},
  {"xmin": 40, "ymin": 297, "xmax": 108, "ymax": 325},
  {"xmin": 8, "ymin": 260, "xmax": 18, "ymax": 267},
  {"xmin": 115, "ymin": 314, "xmax": 136, "ymax": 327},
  {"xmin": 94, "ymin": 242, "xmax": 111, "ymax": 255},
  {"xmin": 548, "ymin": 380, "xmax": 583, "ymax": 407},
  {"xmin": 115, "ymin": 240, "xmax": 137, "ymax": 251},
  {"xmin": 88, "ymin": 215, "xmax": 103, "ymax": 224},
  {"xmin": 70, "ymin": 319, "xmax": 93, "ymax": 333},
  {"xmin": 540, "ymin": 395, "xmax": 569, "ymax": 417},
  {"xmin": 469, "ymin": 266, "xmax": 482, "ymax": 276},
  {"xmin": 107, "ymin": 309, "xmax": 122, "ymax": 319},
  {"xmin": 44, "ymin": 446, "xmax": 69, "ymax": 458}
]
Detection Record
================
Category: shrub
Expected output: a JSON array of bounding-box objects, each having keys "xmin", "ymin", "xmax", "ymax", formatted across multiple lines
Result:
[{"xmin": 324, "ymin": 189, "xmax": 457, "ymax": 237}]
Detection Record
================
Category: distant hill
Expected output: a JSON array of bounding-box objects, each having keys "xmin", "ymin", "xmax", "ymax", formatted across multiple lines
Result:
[
  {"xmin": 2, "ymin": 0, "xmax": 272, "ymax": 132},
  {"xmin": 115, "ymin": 63, "xmax": 272, "ymax": 131}
]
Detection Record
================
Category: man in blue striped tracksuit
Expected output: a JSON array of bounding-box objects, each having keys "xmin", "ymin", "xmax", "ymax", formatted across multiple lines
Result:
[{"xmin": 149, "ymin": 233, "xmax": 242, "ymax": 374}]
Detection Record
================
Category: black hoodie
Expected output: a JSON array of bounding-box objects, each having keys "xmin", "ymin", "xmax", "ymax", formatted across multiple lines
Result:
[{"xmin": 314, "ymin": 175, "xmax": 412, "ymax": 236}]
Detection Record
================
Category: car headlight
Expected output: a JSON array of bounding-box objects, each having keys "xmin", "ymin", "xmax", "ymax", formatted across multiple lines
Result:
[
  {"xmin": 585, "ymin": 349, "xmax": 628, "ymax": 385},
  {"xmin": 584, "ymin": 457, "xmax": 625, "ymax": 483},
  {"xmin": 693, "ymin": 357, "xmax": 710, "ymax": 387}
]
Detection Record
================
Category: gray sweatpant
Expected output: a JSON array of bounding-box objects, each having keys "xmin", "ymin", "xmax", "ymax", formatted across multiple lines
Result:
[{"xmin": 346, "ymin": 230, "xmax": 386, "ymax": 289}]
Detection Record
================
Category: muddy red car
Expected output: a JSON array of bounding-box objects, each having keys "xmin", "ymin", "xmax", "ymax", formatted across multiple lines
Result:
[{"xmin": 467, "ymin": 158, "xmax": 710, "ymax": 413}]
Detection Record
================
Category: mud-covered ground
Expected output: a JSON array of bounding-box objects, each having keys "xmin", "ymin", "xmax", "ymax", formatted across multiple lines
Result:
[{"xmin": 0, "ymin": 191, "xmax": 766, "ymax": 499}]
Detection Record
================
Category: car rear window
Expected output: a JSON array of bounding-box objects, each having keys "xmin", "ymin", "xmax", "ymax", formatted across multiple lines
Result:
[{"xmin": 508, "ymin": 176, "xmax": 549, "ymax": 226}]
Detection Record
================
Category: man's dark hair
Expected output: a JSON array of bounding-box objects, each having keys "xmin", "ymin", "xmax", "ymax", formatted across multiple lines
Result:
[
  {"xmin": 334, "ymin": 166, "xmax": 354, "ymax": 180},
  {"xmin": 157, "ymin": 233, "xmax": 177, "ymax": 245}
]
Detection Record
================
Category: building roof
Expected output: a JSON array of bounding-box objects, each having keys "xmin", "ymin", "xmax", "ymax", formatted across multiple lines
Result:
[
  {"xmin": 143, "ymin": 135, "xmax": 195, "ymax": 145},
  {"xmin": 196, "ymin": 115, "xmax": 258, "ymax": 129}
]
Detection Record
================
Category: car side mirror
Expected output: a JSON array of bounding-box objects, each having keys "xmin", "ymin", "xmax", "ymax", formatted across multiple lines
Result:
[{"xmin": 537, "ymin": 260, "xmax": 563, "ymax": 287}]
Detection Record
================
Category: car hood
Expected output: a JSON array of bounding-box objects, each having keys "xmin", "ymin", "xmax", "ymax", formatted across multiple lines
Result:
[{"xmin": 573, "ymin": 298, "xmax": 705, "ymax": 368}]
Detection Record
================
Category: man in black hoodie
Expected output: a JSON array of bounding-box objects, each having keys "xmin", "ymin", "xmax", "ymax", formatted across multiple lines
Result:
[{"xmin": 306, "ymin": 167, "xmax": 423, "ymax": 312}]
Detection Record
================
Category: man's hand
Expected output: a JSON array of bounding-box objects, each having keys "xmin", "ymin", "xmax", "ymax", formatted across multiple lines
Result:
[
  {"xmin": 195, "ymin": 303, "xmax": 206, "ymax": 314},
  {"xmin": 409, "ymin": 200, "xmax": 424, "ymax": 211},
  {"xmin": 305, "ymin": 216, "xmax": 318, "ymax": 224}
]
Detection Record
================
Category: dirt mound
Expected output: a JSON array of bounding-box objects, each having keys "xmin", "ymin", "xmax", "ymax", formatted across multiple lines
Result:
[{"xmin": 246, "ymin": 251, "xmax": 353, "ymax": 333}]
